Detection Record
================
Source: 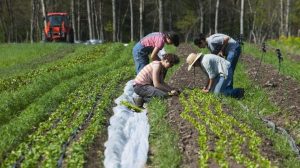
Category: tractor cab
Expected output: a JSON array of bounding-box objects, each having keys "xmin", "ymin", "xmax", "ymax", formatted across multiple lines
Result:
[{"xmin": 43, "ymin": 12, "xmax": 74, "ymax": 43}]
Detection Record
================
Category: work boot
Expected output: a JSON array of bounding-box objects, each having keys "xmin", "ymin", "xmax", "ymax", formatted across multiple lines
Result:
[
  {"xmin": 133, "ymin": 96, "xmax": 144, "ymax": 108},
  {"xmin": 237, "ymin": 88, "xmax": 245, "ymax": 99}
]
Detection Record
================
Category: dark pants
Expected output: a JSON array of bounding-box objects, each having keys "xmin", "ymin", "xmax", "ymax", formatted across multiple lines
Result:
[{"xmin": 133, "ymin": 84, "xmax": 167, "ymax": 102}]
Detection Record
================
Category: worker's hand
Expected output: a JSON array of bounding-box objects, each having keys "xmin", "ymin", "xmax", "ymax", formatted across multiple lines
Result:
[
  {"xmin": 202, "ymin": 87, "xmax": 210, "ymax": 93},
  {"xmin": 218, "ymin": 51, "xmax": 224, "ymax": 57},
  {"xmin": 169, "ymin": 89, "xmax": 179, "ymax": 96}
]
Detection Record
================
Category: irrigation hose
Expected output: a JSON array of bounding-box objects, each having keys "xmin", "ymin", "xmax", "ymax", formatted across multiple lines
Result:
[{"xmin": 238, "ymin": 101, "xmax": 300, "ymax": 157}]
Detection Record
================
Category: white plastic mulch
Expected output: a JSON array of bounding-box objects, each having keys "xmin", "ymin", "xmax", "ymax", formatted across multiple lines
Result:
[{"xmin": 104, "ymin": 80, "xmax": 149, "ymax": 168}]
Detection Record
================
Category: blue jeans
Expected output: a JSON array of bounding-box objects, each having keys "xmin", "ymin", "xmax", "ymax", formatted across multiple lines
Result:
[
  {"xmin": 132, "ymin": 42, "xmax": 154, "ymax": 74},
  {"xmin": 211, "ymin": 75, "xmax": 242, "ymax": 98},
  {"xmin": 226, "ymin": 46, "xmax": 241, "ymax": 89}
]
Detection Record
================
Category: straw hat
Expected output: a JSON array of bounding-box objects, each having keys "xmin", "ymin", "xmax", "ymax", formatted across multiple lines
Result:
[{"xmin": 186, "ymin": 53, "xmax": 203, "ymax": 71}]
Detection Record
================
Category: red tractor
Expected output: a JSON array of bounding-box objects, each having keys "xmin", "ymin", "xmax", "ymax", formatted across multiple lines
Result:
[{"xmin": 43, "ymin": 12, "xmax": 74, "ymax": 43}]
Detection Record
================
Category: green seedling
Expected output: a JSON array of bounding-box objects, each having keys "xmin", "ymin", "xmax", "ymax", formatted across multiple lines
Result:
[{"xmin": 121, "ymin": 101, "xmax": 143, "ymax": 113}]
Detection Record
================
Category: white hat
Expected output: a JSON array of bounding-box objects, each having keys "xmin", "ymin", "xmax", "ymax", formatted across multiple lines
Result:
[{"xmin": 186, "ymin": 53, "xmax": 203, "ymax": 71}]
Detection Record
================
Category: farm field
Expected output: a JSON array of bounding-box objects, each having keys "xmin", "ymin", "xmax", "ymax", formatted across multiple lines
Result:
[{"xmin": 0, "ymin": 41, "xmax": 299, "ymax": 168}]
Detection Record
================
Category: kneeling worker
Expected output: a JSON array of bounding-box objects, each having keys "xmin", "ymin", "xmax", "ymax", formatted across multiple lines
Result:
[
  {"xmin": 186, "ymin": 53, "xmax": 244, "ymax": 98},
  {"xmin": 133, "ymin": 53, "xmax": 180, "ymax": 106}
]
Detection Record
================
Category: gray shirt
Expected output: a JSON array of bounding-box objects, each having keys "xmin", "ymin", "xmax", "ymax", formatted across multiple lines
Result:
[
  {"xmin": 206, "ymin": 33, "xmax": 239, "ymax": 55},
  {"xmin": 200, "ymin": 54, "xmax": 231, "ymax": 79}
]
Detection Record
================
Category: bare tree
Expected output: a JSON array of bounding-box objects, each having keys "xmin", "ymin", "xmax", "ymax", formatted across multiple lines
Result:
[
  {"xmin": 209, "ymin": 0, "xmax": 212, "ymax": 35},
  {"xmin": 285, "ymin": 0, "xmax": 290, "ymax": 36},
  {"xmin": 167, "ymin": 0, "xmax": 172, "ymax": 31},
  {"xmin": 280, "ymin": 0, "xmax": 284, "ymax": 36},
  {"xmin": 240, "ymin": 0, "xmax": 244, "ymax": 36},
  {"xmin": 40, "ymin": 0, "xmax": 47, "ymax": 34},
  {"xmin": 91, "ymin": 0, "xmax": 96, "ymax": 39},
  {"xmin": 214, "ymin": 0, "xmax": 220, "ymax": 33},
  {"xmin": 196, "ymin": 0, "xmax": 204, "ymax": 33},
  {"xmin": 5, "ymin": 0, "xmax": 14, "ymax": 42},
  {"xmin": 71, "ymin": 0, "xmax": 77, "ymax": 41},
  {"xmin": 99, "ymin": 0, "xmax": 104, "ymax": 41},
  {"xmin": 158, "ymin": 0, "xmax": 163, "ymax": 32},
  {"xmin": 94, "ymin": 1, "xmax": 100, "ymax": 39},
  {"xmin": 112, "ymin": 0, "xmax": 116, "ymax": 41},
  {"xmin": 87, "ymin": 0, "xmax": 92, "ymax": 39},
  {"xmin": 31, "ymin": 0, "xmax": 37, "ymax": 43},
  {"xmin": 139, "ymin": 0, "xmax": 144, "ymax": 38},
  {"xmin": 130, "ymin": 0, "xmax": 133, "ymax": 41},
  {"xmin": 77, "ymin": 0, "xmax": 81, "ymax": 40}
]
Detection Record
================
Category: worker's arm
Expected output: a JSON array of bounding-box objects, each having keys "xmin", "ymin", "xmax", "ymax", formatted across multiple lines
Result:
[
  {"xmin": 202, "ymin": 78, "xmax": 213, "ymax": 93},
  {"xmin": 152, "ymin": 64, "xmax": 175, "ymax": 93},
  {"xmin": 150, "ymin": 47, "xmax": 161, "ymax": 61},
  {"xmin": 218, "ymin": 36, "xmax": 230, "ymax": 57}
]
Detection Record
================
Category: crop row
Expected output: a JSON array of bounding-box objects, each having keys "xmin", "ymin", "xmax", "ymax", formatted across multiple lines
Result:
[
  {"xmin": 0, "ymin": 44, "xmax": 111, "ymax": 93},
  {"xmin": 179, "ymin": 89, "xmax": 272, "ymax": 168},
  {"xmin": 0, "ymin": 43, "xmax": 135, "ymax": 166},
  {"xmin": 2, "ymin": 66, "xmax": 131, "ymax": 167},
  {"xmin": 0, "ymin": 44, "xmax": 124, "ymax": 126}
]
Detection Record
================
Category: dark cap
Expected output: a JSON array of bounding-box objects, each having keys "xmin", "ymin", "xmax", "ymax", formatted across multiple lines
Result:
[{"xmin": 166, "ymin": 31, "xmax": 179, "ymax": 47}]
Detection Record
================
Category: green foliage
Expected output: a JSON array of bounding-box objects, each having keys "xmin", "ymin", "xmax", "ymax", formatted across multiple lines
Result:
[
  {"xmin": 268, "ymin": 37, "xmax": 300, "ymax": 55},
  {"xmin": 121, "ymin": 101, "xmax": 143, "ymax": 112},
  {"xmin": 180, "ymin": 89, "xmax": 272, "ymax": 167},
  {"xmin": 147, "ymin": 98, "xmax": 182, "ymax": 168},
  {"xmin": 290, "ymin": 1, "xmax": 300, "ymax": 28},
  {"xmin": 104, "ymin": 21, "xmax": 113, "ymax": 32},
  {"xmin": 0, "ymin": 43, "xmax": 135, "ymax": 166},
  {"xmin": 175, "ymin": 10, "xmax": 198, "ymax": 33},
  {"xmin": 222, "ymin": 61, "xmax": 300, "ymax": 167},
  {"xmin": 243, "ymin": 42, "xmax": 300, "ymax": 82},
  {"xmin": 0, "ymin": 43, "xmax": 65, "ymax": 70}
]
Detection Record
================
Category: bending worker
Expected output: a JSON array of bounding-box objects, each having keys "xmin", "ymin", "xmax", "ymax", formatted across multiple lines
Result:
[
  {"xmin": 133, "ymin": 53, "xmax": 180, "ymax": 106},
  {"xmin": 133, "ymin": 32, "xmax": 179, "ymax": 74},
  {"xmin": 186, "ymin": 52, "xmax": 244, "ymax": 98},
  {"xmin": 194, "ymin": 33, "xmax": 241, "ymax": 89}
]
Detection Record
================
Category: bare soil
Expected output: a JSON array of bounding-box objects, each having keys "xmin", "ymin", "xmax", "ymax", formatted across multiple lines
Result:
[
  {"xmin": 165, "ymin": 43, "xmax": 300, "ymax": 167},
  {"xmin": 240, "ymin": 53, "xmax": 300, "ymax": 146},
  {"xmin": 84, "ymin": 43, "xmax": 299, "ymax": 167}
]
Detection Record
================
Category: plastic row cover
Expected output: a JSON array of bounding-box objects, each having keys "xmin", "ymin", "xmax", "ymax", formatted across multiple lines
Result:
[{"xmin": 104, "ymin": 80, "xmax": 149, "ymax": 168}]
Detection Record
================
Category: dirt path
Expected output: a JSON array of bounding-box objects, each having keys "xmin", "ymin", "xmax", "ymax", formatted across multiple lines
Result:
[
  {"xmin": 167, "ymin": 43, "xmax": 213, "ymax": 167},
  {"xmin": 84, "ymin": 43, "xmax": 299, "ymax": 167}
]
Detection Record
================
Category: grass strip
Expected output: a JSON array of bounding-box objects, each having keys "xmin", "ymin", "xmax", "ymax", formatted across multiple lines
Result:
[
  {"xmin": 243, "ymin": 43, "xmax": 300, "ymax": 82},
  {"xmin": 147, "ymin": 98, "xmax": 182, "ymax": 168}
]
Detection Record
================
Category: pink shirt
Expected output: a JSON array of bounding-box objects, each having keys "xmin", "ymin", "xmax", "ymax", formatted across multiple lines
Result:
[
  {"xmin": 140, "ymin": 32, "xmax": 166, "ymax": 50},
  {"xmin": 134, "ymin": 61, "xmax": 165, "ymax": 86}
]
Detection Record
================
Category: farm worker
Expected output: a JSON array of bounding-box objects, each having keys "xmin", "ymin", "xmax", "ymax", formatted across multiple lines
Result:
[
  {"xmin": 133, "ymin": 53, "xmax": 180, "ymax": 107},
  {"xmin": 186, "ymin": 52, "xmax": 244, "ymax": 98},
  {"xmin": 193, "ymin": 33, "xmax": 241, "ymax": 89},
  {"xmin": 133, "ymin": 31, "xmax": 180, "ymax": 74}
]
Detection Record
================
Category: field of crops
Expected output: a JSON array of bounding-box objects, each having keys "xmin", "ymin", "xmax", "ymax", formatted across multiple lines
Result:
[
  {"xmin": 0, "ymin": 43, "xmax": 135, "ymax": 167},
  {"xmin": 0, "ymin": 40, "xmax": 299, "ymax": 168}
]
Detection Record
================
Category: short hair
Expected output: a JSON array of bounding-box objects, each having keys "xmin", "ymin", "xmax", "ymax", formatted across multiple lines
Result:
[
  {"xmin": 162, "ymin": 53, "xmax": 180, "ymax": 65},
  {"xmin": 165, "ymin": 31, "xmax": 180, "ymax": 47},
  {"xmin": 193, "ymin": 33, "xmax": 206, "ymax": 45}
]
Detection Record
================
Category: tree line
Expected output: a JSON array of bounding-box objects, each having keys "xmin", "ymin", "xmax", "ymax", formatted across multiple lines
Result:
[{"xmin": 0, "ymin": 0, "xmax": 299, "ymax": 43}]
